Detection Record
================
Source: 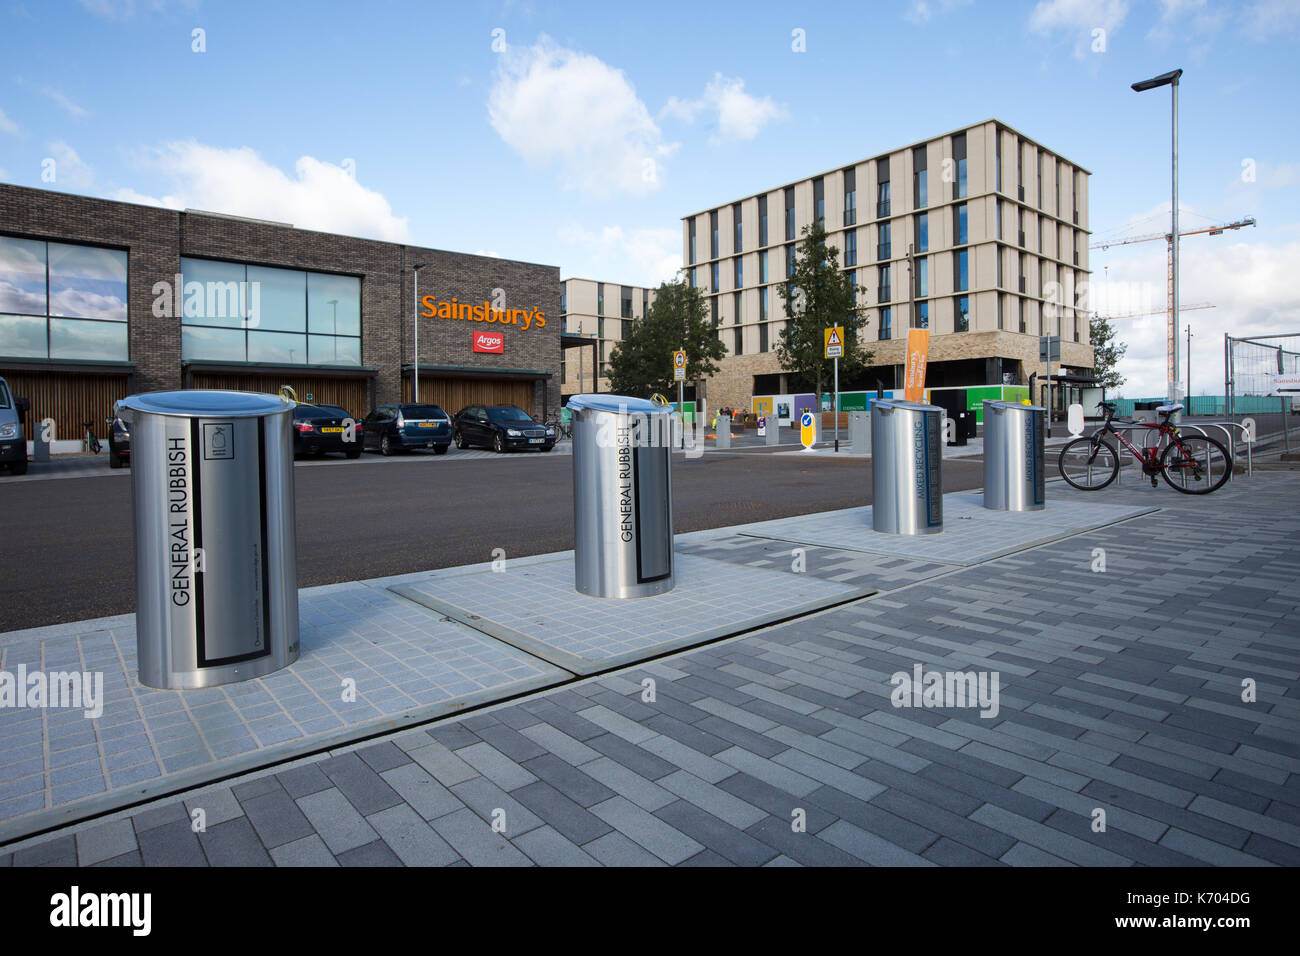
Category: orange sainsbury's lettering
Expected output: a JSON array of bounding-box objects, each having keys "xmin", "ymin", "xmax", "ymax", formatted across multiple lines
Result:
[{"xmin": 419, "ymin": 297, "xmax": 547, "ymax": 331}]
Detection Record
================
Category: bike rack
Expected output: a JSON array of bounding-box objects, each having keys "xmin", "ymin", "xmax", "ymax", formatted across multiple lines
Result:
[{"xmin": 1105, "ymin": 420, "xmax": 1248, "ymax": 485}]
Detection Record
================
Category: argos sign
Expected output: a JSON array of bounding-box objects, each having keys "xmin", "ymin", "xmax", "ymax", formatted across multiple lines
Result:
[
  {"xmin": 473, "ymin": 332, "xmax": 504, "ymax": 353},
  {"xmin": 421, "ymin": 296, "xmax": 546, "ymax": 331}
]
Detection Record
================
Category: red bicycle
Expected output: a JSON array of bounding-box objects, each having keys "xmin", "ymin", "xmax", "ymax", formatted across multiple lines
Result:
[{"xmin": 1058, "ymin": 401, "xmax": 1231, "ymax": 494}]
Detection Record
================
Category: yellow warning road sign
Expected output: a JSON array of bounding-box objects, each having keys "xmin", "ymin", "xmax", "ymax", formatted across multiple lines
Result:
[{"xmin": 824, "ymin": 326, "xmax": 843, "ymax": 359}]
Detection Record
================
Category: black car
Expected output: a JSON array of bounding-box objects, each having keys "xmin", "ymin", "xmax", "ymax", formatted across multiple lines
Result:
[
  {"xmin": 362, "ymin": 403, "xmax": 452, "ymax": 455},
  {"xmin": 108, "ymin": 415, "xmax": 130, "ymax": 468},
  {"xmin": 292, "ymin": 403, "xmax": 363, "ymax": 458},
  {"xmin": 453, "ymin": 404, "xmax": 555, "ymax": 453}
]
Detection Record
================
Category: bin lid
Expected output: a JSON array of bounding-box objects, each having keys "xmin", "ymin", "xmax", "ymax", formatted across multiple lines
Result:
[
  {"xmin": 566, "ymin": 393, "xmax": 669, "ymax": 415},
  {"xmin": 118, "ymin": 389, "xmax": 294, "ymax": 419},
  {"xmin": 872, "ymin": 398, "xmax": 942, "ymax": 414},
  {"xmin": 984, "ymin": 399, "xmax": 1045, "ymax": 413}
]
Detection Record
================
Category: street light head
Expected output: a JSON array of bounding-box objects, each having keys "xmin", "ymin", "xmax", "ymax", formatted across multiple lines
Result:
[
  {"xmin": 1131, "ymin": 68, "xmax": 1182, "ymax": 92},
  {"xmin": 412, "ymin": 262, "xmax": 428, "ymax": 271}
]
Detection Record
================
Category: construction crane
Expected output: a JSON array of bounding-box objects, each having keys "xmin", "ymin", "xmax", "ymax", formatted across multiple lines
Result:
[
  {"xmin": 1090, "ymin": 217, "xmax": 1255, "ymax": 398},
  {"xmin": 1104, "ymin": 302, "xmax": 1215, "ymax": 320}
]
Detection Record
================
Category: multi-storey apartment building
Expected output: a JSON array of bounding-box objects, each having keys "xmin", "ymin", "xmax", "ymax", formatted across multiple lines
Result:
[
  {"xmin": 559, "ymin": 277, "xmax": 657, "ymax": 398},
  {"xmin": 680, "ymin": 119, "xmax": 1095, "ymax": 413}
]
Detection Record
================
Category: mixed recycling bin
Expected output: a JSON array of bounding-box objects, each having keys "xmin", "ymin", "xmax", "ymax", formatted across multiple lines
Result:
[
  {"xmin": 568, "ymin": 394, "xmax": 675, "ymax": 598},
  {"xmin": 119, "ymin": 389, "xmax": 300, "ymax": 689},
  {"xmin": 871, "ymin": 399, "xmax": 943, "ymax": 535},
  {"xmin": 982, "ymin": 400, "xmax": 1046, "ymax": 512}
]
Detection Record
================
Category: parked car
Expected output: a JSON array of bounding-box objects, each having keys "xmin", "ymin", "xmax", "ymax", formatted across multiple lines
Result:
[
  {"xmin": 361, "ymin": 403, "xmax": 451, "ymax": 455},
  {"xmin": 452, "ymin": 404, "xmax": 555, "ymax": 453},
  {"xmin": 108, "ymin": 415, "xmax": 131, "ymax": 468},
  {"xmin": 292, "ymin": 403, "xmax": 362, "ymax": 458},
  {"xmin": 0, "ymin": 376, "xmax": 29, "ymax": 475}
]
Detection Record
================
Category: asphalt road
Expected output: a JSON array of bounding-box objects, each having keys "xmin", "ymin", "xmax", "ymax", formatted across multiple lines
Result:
[{"xmin": 0, "ymin": 447, "xmax": 985, "ymax": 632}]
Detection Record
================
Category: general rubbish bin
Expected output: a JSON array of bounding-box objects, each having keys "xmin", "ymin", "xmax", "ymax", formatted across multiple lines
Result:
[
  {"xmin": 982, "ymin": 400, "xmax": 1045, "ymax": 511},
  {"xmin": 871, "ymin": 399, "xmax": 943, "ymax": 535},
  {"xmin": 568, "ymin": 394, "xmax": 674, "ymax": 598},
  {"xmin": 118, "ymin": 390, "xmax": 300, "ymax": 689}
]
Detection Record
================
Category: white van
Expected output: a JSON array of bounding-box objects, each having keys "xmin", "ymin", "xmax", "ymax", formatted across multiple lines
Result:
[{"xmin": 0, "ymin": 376, "xmax": 30, "ymax": 475}]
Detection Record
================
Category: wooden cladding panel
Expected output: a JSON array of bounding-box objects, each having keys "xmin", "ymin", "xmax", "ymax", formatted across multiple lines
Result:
[
  {"xmin": 1, "ymin": 371, "xmax": 130, "ymax": 446},
  {"xmin": 191, "ymin": 373, "xmax": 370, "ymax": 418},
  {"xmin": 402, "ymin": 377, "xmax": 536, "ymax": 418}
]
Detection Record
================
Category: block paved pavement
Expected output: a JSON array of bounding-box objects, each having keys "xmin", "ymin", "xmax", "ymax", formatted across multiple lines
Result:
[{"xmin": 2, "ymin": 471, "xmax": 1296, "ymax": 866}]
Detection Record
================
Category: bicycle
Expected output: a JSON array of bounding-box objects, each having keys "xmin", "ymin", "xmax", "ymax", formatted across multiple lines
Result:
[
  {"xmin": 1057, "ymin": 401, "xmax": 1231, "ymax": 495},
  {"xmin": 82, "ymin": 420, "xmax": 101, "ymax": 454},
  {"xmin": 546, "ymin": 419, "xmax": 572, "ymax": 441}
]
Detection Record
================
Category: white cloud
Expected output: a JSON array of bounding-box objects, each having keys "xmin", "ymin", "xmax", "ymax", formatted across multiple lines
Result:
[
  {"xmin": 46, "ymin": 141, "xmax": 94, "ymax": 189},
  {"xmin": 557, "ymin": 223, "xmax": 681, "ymax": 287},
  {"xmin": 1241, "ymin": 0, "xmax": 1300, "ymax": 40},
  {"xmin": 662, "ymin": 74, "xmax": 785, "ymax": 144},
  {"xmin": 903, "ymin": 0, "xmax": 973, "ymax": 25},
  {"xmin": 1092, "ymin": 237, "xmax": 1300, "ymax": 397},
  {"xmin": 0, "ymin": 108, "xmax": 20, "ymax": 136},
  {"xmin": 1028, "ymin": 0, "xmax": 1129, "ymax": 57},
  {"xmin": 487, "ymin": 35, "xmax": 676, "ymax": 199},
  {"xmin": 43, "ymin": 87, "xmax": 88, "ymax": 119},
  {"xmin": 113, "ymin": 142, "xmax": 408, "ymax": 241}
]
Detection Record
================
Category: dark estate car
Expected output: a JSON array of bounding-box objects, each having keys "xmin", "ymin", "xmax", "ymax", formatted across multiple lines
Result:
[
  {"xmin": 292, "ymin": 403, "xmax": 362, "ymax": 458},
  {"xmin": 108, "ymin": 415, "xmax": 130, "ymax": 468},
  {"xmin": 362, "ymin": 403, "xmax": 452, "ymax": 455},
  {"xmin": 452, "ymin": 404, "xmax": 555, "ymax": 453}
]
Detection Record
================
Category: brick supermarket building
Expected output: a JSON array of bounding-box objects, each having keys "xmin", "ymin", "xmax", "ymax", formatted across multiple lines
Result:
[{"xmin": 0, "ymin": 183, "xmax": 561, "ymax": 442}]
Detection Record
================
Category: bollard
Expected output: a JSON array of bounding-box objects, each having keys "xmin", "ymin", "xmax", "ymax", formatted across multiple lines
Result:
[{"xmin": 716, "ymin": 415, "xmax": 731, "ymax": 449}]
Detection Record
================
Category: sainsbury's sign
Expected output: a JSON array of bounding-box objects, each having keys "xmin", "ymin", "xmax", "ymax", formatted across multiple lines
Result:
[{"xmin": 421, "ymin": 296, "xmax": 546, "ymax": 331}]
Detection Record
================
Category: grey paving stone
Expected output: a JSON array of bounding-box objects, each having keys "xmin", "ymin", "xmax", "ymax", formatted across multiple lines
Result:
[
  {"xmin": 405, "ymin": 741, "xmax": 481, "ymax": 788},
  {"xmin": 654, "ymin": 799, "xmax": 779, "ymax": 867},
  {"xmin": 513, "ymin": 825, "xmax": 601, "ymax": 867},
  {"xmin": 970, "ymin": 803, "xmax": 1132, "ymax": 866},
  {"xmin": 131, "ymin": 801, "xmax": 189, "ymax": 834},
  {"xmin": 431, "ymin": 807, "xmax": 533, "ymax": 867},
  {"xmin": 511, "ymin": 780, "xmax": 612, "ymax": 845},
  {"xmin": 923, "ymin": 836, "xmax": 1005, "ymax": 866},
  {"xmin": 472, "ymin": 723, "xmax": 550, "ymax": 763},
  {"xmin": 587, "ymin": 733, "xmax": 679, "ymax": 780},
  {"xmin": 269, "ymin": 834, "xmax": 339, "ymax": 867},
  {"xmin": 198, "ymin": 816, "xmax": 273, "ymax": 867},
  {"xmin": 338, "ymin": 839, "xmax": 405, "ymax": 867},
  {"xmin": 231, "ymin": 775, "xmax": 283, "ymax": 803},
  {"xmin": 450, "ymin": 775, "xmax": 544, "ymax": 836},
  {"xmin": 714, "ymin": 746, "xmax": 821, "ymax": 797},
  {"xmin": 520, "ymin": 723, "xmax": 601, "ymax": 766},
  {"xmin": 1001, "ymin": 841, "xmax": 1073, "ymax": 866},
  {"xmin": 276, "ymin": 763, "xmax": 334, "ymax": 799},
  {"xmin": 93, "ymin": 850, "xmax": 144, "ymax": 867},
  {"xmin": 14, "ymin": 834, "xmax": 76, "ymax": 867},
  {"xmin": 582, "ymin": 831, "xmax": 667, "ymax": 867},
  {"xmin": 591, "ymin": 795, "xmax": 703, "ymax": 865},
  {"xmin": 1242, "ymin": 832, "xmax": 1300, "ymax": 866},
  {"xmin": 521, "ymin": 753, "xmax": 616, "ymax": 808},
  {"xmin": 643, "ymin": 713, "xmax": 731, "ymax": 756},
  {"xmin": 357, "ymin": 741, "xmax": 412, "ymax": 773},
  {"xmin": 743, "ymin": 815, "xmax": 864, "ymax": 867},
  {"xmin": 426, "ymin": 723, "xmax": 481, "ymax": 751},
  {"xmin": 774, "ymin": 750, "xmax": 887, "ymax": 803},
  {"xmin": 381, "ymin": 763, "xmax": 465, "ymax": 821},
  {"xmin": 456, "ymin": 742, "xmax": 538, "ymax": 792},
  {"xmin": 241, "ymin": 788, "xmax": 317, "ymax": 849},
  {"xmin": 658, "ymin": 770, "xmax": 766, "ymax": 830},
  {"xmin": 296, "ymin": 787, "xmax": 378, "ymax": 855},
  {"xmin": 137, "ymin": 820, "xmax": 208, "ymax": 867},
  {"xmin": 717, "ymin": 772, "xmax": 837, "ymax": 832},
  {"xmin": 678, "ymin": 849, "xmax": 737, "ymax": 866},
  {"xmin": 367, "ymin": 804, "xmax": 460, "ymax": 866},
  {"xmin": 318, "ymin": 752, "xmax": 404, "ymax": 816},
  {"xmin": 818, "ymin": 819, "xmax": 936, "ymax": 866},
  {"xmin": 1079, "ymin": 780, "xmax": 1252, "ymax": 849},
  {"xmin": 1157, "ymin": 827, "xmax": 1275, "ymax": 866},
  {"xmin": 76, "ymin": 818, "xmax": 138, "ymax": 866},
  {"xmin": 578, "ymin": 757, "xmax": 675, "ymax": 812}
]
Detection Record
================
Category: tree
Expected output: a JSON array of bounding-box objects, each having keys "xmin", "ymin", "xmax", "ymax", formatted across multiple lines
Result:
[
  {"xmin": 775, "ymin": 221, "xmax": 871, "ymax": 407},
  {"xmin": 1089, "ymin": 313, "xmax": 1128, "ymax": 390},
  {"xmin": 606, "ymin": 277, "xmax": 726, "ymax": 398}
]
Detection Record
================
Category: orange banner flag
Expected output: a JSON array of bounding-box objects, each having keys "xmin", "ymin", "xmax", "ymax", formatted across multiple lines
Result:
[{"xmin": 903, "ymin": 328, "xmax": 930, "ymax": 402}]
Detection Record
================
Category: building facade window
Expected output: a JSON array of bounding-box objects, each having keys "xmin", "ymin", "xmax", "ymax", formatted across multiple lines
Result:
[
  {"xmin": 876, "ymin": 156, "xmax": 891, "ymax": 217},
  {"xmin": 878, "ymin": 221, "xmax": 891, "ymax": 260},
  {"xmin": 759, "ymin": 286, "xmax": 769, "ymax": 321},
  {"xmin": 845, "ymin": 230, "xmax": 857, "ymax": 267},
  {"xmin": 813, "ymin": 177, "xmax": 825, "ymax": 226},
  {"xmin": 995, "ymin": 127, "xmax": 1002, "ymax": 192},
  {"xmin": 733, "ymin": 291, "xmax": 742, "ymax": 325},
  {"xmin": 913, "ymin": 145, "xmax": 927, "ymax": 209},
  {"xmin": 710, "ymin": 211, "xmax": 719, "ymax": 259},
  {"xmin": 690, "ymin": 267, "xmax": 697, "ymax": 288},
  {"xmin": 0, "ymin": 237, "xmax": 129, "ymax": 361},
  {"xmin": 733, "ymin": 202, "xmax": 743, "ymax": 253},
  {"xmin": 642, "ymin": 288, "xmax": 649, "ymax": 315},
  {"xmin": 953, "ymin": 132, "xmax": 967, "ymax": 199},
  {"xmin": 759, "ymin": 319, "xmax": 768, "ymax": 352},
  {"xmin": 711, "ymin": 262, "xmax": 720, "ymax": 293},
  {"xmin": 997, "ymin": 248, "xmax": 1003, "ymax": 288},
  {"xmin": 786, "ymin": 244, "xmax": 796, "ymax": 278},
  {"xmin": 996, "ymin": 201, "xmax": 1003, "ymax": 240},
  {"xmin": 688, "ymin": 219, "xmax": 697, "ymax": 264},
  {"xmin": 178, "ymin": 257, "xmax": 360, "ymax": 366},
  {"xmin": 878, "ymin": 264, "xmax": 892, "ymax": 303},
  {"xmin": 843, "ymin": 168, "xmax": 856, "ymax": 226},
  {"xmin": 733, "ymin": 324, "xmax": 743, "ymax": 356},
  {"xmin": 560, "ymin": 291, "xmax": 567, "ymax": 312},
  {"xmin": 916, "ymin": 301, "xmax": 929, "ymax": 330},
  {"xmin": 734, "ymin": 257, "xmax": 743, "ymax": 288},
  {"xmin": 954, "ymin": 250, "xmax": 968, "ymax": 292},
  {"xmin": 955, "ymin": 203, "xmax": 968, "ymax": 245},
  {"xmin": 997, "ymin": 291, "xmax": 1005, "ymax": 330},
  {"xmin": 621, "ymin": 285, "xmax": 633, "ymax": 318},
  {"xmin": 915, "ymin": 213, "xmax": 928, "ymax": 254},
  {"xmin": 879, "ymin": 306, "xmax": 892, "ymax": 340},
  {"xmin": 758, "ymin": 195, "xmax": 768, "ymax": 246},
  {"xmin": 711, "ymin": 296, "xmax": 718, "ymax": 327},
  {"xmin": 785, "ymin": 187, "xmax": 796, "ymax": 241},
  {"xmin": 1018, "ymin": 297, "xmax": 1026, "ymax": 333},
  {"xmin": 956, "ymin": 295, "xmax": 969, "ymax": 332},
  {"xmin": 916, "ymin": 257, "xmax": 928, "ymax": 298},
  {"xmin": 759, "ymin": 250, "xmax": 769, "ymax": 284},
  {"xmin": 597, "ymin": 282, "xmax": 605, "ymax": 314}
]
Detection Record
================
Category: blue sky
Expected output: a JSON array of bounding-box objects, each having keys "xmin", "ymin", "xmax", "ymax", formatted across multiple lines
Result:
[{"xmin": 1, "ymin": 0, "xmax": 1298, "ymax": 396}]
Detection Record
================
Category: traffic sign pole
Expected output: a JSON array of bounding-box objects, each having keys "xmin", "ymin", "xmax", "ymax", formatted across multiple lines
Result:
[{"xmin": 833, "ymin": 356, "xmax": 839, "ymax": 453}]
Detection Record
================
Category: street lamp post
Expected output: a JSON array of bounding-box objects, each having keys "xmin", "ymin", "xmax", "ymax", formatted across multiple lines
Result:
[
  {"xmin": 1131, "ymin": 67, "xmax": 1183, "ymax": 406},
  {"xmin": 412, "ymin": 263, "xmax": 427, "ymax": 402}
]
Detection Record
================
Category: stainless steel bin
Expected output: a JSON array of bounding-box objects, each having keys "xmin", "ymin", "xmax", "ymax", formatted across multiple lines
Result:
[
  {"xmin": 118, "ymin": 389, "xmax": 300, "ymax": 689},
  {"xmin": 569, "ymin": 394, "xmax": 674, "ymax": 598},
  {"xmin": 983, "ymin": 400, "xmax": 1045, "ymax": 511},
  {"xmin": 871, "ymin": 398, "xmax": 943, "ymax": 535}
]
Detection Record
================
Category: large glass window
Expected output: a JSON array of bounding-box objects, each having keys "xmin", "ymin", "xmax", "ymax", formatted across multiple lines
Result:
[
  {"xmin": 955, "ymin": 203, "xmax": 968, "ymax": 245},
  {"xmin": 844, "ymin": 168, "xmax": 857, "ymax": 226},
  {"xmin": 759, "ymin": 250, "xmax": 769, "ymax": 284},
  {"xmin": 878, "ymin": 264, "xmax": 892, "ymax": 303},
  {"xmin": 711, "ymin": 262, "xmax": 720, "ymax": 293},
  {"xmin": 733, "ymin": 203, "xmax": 743, "ymax": 253},
  {"xmin": 785, "ymin": 187, "xmax": 795, "ymax": 241},
  {"xmin": 813, "ymin": 177, "xmax": 825, "ymax": 226},
  {"xmin": 917, "ymin": 301, "xmax": 929, "ymax": 330},
  {"xmin": 878, "ymin": 222, "xmax": 891, "ymax": 260},
  {"xmin": 956, "ymin": 295, "xmax": 969, "ymax": 332},
  {"xmin": 845, "ymin": 231, "xmax": 857, "ymax": 267},
  {"xmin": 0, "ymin": 236, "xmax": 128, "ymax": 361},
  {"xmin": 953, "ymin": 132, "xmax": 968, "ymax": 199},
  {"xmin": 915, "ymin": 214, "xmax": 928, "ymax": 254},
  {"xmin": 181, "ymin": 257, "xmax": 360, "ymax": 366},
  {"xmin": 879, "ymin": 306, "xmax": 892, "ymax": 340},
  {"xmin": 913, "ymin": 146, "xmax": 927, "ymax": 209},
  {"xmin": 758, "ymin": 195, "xmax": 768, "ymax": 246},
  {"xmin": 954, "ymin": 250, "xmax": 969, "ymax": 292},
  {"xmin": 734, "ymin": 258, "xmax": 743, "ymax": 288},
  {"xmin": 916, "ymin": 257, "xmax": 928, "ymax": 298}
]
